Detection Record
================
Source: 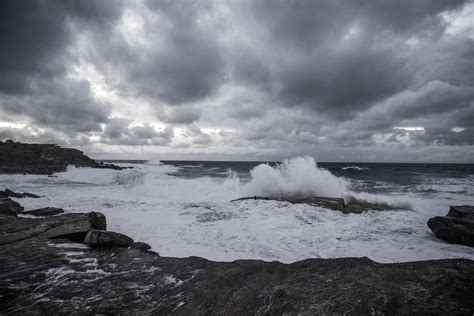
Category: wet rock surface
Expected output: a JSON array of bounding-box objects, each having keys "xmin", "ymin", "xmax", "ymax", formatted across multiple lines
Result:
[
  {"xmin": 447, "ymin": 205, "xmax": 474, "ymax": 221},
  {"xmin": 0, "ymin": 198, "xmax": 24, "ymax": 216},
  {"xmin": 131, "ymin": 241, "xmax": 152, "ymax": 251},
  {"xmin": 0, "ymin": 142, "xmax": 126, "ymax": 174},
  {"xmin": 84, "ymin": 230, "xmax": 134, "ymax": 248},
  {"xmin": 231, "ymin": 196, "xmax": 400, "ymax": 214},
  {"xmin": 0, "ymin": 205, "xmax": 473, "ymax": 314},
  {"xmin": 428, "ymin": 205, "xmax": 474, "ymax": 247},
  {"xmin": 23, "ymin": 207, "xmax": 65, "ymax": 217}
]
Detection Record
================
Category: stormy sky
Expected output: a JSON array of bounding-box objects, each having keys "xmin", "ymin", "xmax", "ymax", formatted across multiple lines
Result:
[{"xmin": 0, "ymin": 0, "xmax": 473, "ymax": 162}]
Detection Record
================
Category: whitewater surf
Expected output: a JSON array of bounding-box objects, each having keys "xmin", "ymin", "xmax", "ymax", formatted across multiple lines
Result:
[{"xmin": 3, "ymin": 156, "xmax": 474, "ymax": 263}]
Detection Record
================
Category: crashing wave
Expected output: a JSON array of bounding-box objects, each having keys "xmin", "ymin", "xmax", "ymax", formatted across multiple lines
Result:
[{"xmin": 242, "ymin": 156, "xmax": 349, "ymax": 198}]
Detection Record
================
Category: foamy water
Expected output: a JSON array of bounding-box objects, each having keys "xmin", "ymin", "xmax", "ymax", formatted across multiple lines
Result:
[{"xmin": 2, "ymin": 156, "xmax": 474, "ymax": 263}]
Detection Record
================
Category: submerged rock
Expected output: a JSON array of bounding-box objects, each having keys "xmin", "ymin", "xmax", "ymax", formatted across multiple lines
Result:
[
  {"xmin": 231, "ymin": 196, "xmax": 400, "ymax": 214},
  {"xmin": 84, "ymin": 230, "xmax": 134, "ymax": 248},
  {"xmin": 428, "ymin": 205, "xmax": 474, "ymax": 247},
  {"xmin": 0, "ymin": 209, "xmax": 473, "ymax": 314},
  {"xmin": 23, "ymin": 207, "xmax": 64, "ymax": 217}
]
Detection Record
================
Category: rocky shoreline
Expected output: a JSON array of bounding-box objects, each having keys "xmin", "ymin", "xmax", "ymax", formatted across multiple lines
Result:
[
  {"xmin": 0, "ymin": 193, "xmax": 474, "ymax": 314},
  {"xmin": 0, "ymin": 141, "xmax": 126, "ymax": 174}
]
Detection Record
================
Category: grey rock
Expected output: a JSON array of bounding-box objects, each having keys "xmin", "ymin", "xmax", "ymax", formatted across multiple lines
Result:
[
  {"xmin": 428, "ymin": 216, "xmax": 474, "ymax": 247},
  {"xmin": 231, "ymin": 196, "xmax": 400, "ymax": 214},
  {"xmin": 131, "ymin": 242, "xmax": 152, "ymax": 251},
  {"xmin": 0, "ymin": 198, "xmax": 24, "ymax": 216},
  {"xmin": 0, "ymin": 211, "xmax": 106, "ymax": 245},
  {"xmin": 0, "ymin": 213, "xmax": 473, "ymax": 314},
  {"xmin": 447, "ymin": 205, "xmax": 474, "ymax": 221},
  {"xmin": 3, "ymin": 189, "xmax": 26, "ymax": 198},
  {"xmin": 23, "ymin": 207, "xmax": 64, "ymax": 217},
  {"xmin": 84, "ymin": 230, "xmax": 134, "ymax": 248},
  {"xmin": 88, "ymin": 211, "xmax": 107, "ymax": 230}
]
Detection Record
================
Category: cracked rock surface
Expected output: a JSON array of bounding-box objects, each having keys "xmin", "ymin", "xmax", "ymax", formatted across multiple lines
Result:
[{"xmin": 1, "ymin": 210, "xmax": 474, "ymax": 315}]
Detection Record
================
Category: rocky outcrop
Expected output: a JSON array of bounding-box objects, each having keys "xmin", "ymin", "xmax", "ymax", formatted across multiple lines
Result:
[
  {"xmin": 231, "ymin": 196, "xmax": 400, "ymax": 214},
  {"xmin": 0, "ymin": 189, "xmax": 40, "ymax": 198},
  {"xmin": 428, "ymin": 205, "xmax": 474, "ymax": 247},
  {"xmin": 23, "ymin": 207, "xmax": 65, "ymax": 217},
  {"xmin": 0, "ymin": 142, "xmax": 127, "ymax": 174},
  {"xmin": 0, "ymin": 200, "xmax": 474, "ymax": 314}
]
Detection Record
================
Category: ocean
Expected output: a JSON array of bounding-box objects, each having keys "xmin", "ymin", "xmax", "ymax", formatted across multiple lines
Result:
[{"xmin": 2, "ymin": 156, "xmax": 474, "ymax": 263}]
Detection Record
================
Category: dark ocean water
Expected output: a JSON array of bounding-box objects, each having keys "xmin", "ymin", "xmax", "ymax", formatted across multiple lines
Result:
[{"xmin": 98, "ymin": 159, "xmax": 474, "ymax": 201}]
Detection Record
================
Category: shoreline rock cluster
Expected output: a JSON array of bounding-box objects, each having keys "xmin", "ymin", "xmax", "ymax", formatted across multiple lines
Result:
[
  {"xmin": 0, "ymin": 141, "xmax": 126, "ymax": 174},
  {"xmin": 231, "ymin": 196, "xmax": 401, "ymax": 214},
  {"xmin": 0, "ymin": 193, "xmax": 473, "ymax": 314}
]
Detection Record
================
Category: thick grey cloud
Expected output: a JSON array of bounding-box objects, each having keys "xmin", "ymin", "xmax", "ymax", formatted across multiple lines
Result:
[
  {"xmin": 102, "ymin": 117, "xmax": 174, "ymax": 146},
  {"xmin": 0, "ymin": 0, "xmax": 473, "ymax": 161},
  {"xmin": 0, "ymin": 0, "xmax": 123, "ymax": 132},
  {"xmin": 159, "ymin": 107, "xmax": 201, "ymax": 125}
]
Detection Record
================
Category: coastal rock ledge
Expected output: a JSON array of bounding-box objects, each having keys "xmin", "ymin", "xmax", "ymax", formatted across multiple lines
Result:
[
  {"xmin": 1, "ymin": 208, "xmax": 474, "ymax": 314},
  {"xmin": 0, "ymin": 141, "xmax": 126, "ymax": 174}
]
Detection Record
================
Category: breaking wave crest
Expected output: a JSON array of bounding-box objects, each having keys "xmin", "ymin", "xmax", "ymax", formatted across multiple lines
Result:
[
  {"xmin": 341, "ymin": 166, "xmax": 369, "ymax": 171},
  {"xmin": 242, "ymin": 156, "xmax": 349, "ymax": 198}
]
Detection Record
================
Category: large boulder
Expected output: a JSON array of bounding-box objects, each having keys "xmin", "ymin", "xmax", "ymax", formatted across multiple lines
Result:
[
  {"xmin": 428, "ymin": 205, "xmax": 474, "ymax": 247},
  {"xmin": 428, "ymin": 216, "xmax": 474, "ymax": 247},
  {"xmin": 23, "ymin": 207, "xmax": 64, "ymax": 217},
  {"xmin": 84, "ymin": 230, "xmax": 134, "ymax": 248},
  {"xmin": 88, "ymin": 212, "xmax": 107, "ymax": 230}
]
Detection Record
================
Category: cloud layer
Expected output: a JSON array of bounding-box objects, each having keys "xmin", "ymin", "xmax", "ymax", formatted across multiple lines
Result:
[{"xmin": 0, "ymin": 0, "xmax": 473, "ymax": 161}]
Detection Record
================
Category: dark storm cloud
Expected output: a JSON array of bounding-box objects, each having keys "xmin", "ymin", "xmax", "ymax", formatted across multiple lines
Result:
[
  {"xmin": 159, "ymin": 107, "xmax": 201, "ymax": 125},
  {"xmin": 102, "ymin": 117, "xmax": 174, "ymax": 146},
  {"xmin": 0, "ymin": 0, "xmax": 124, "ymax": 131},
  {"xmin": 0, "ymin": 0, "xmax": 472, "ymax": 161},
  {"xmin": 92, "ymin": 0, "xmax": 224, "ymax": 106},
  {"xmin": 232, "ymin": 0, "xmax": 469, "ymax": 120},
  {"xmin": 2, "ymin": 78, "xmax": 109, "ymax": 132}
]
